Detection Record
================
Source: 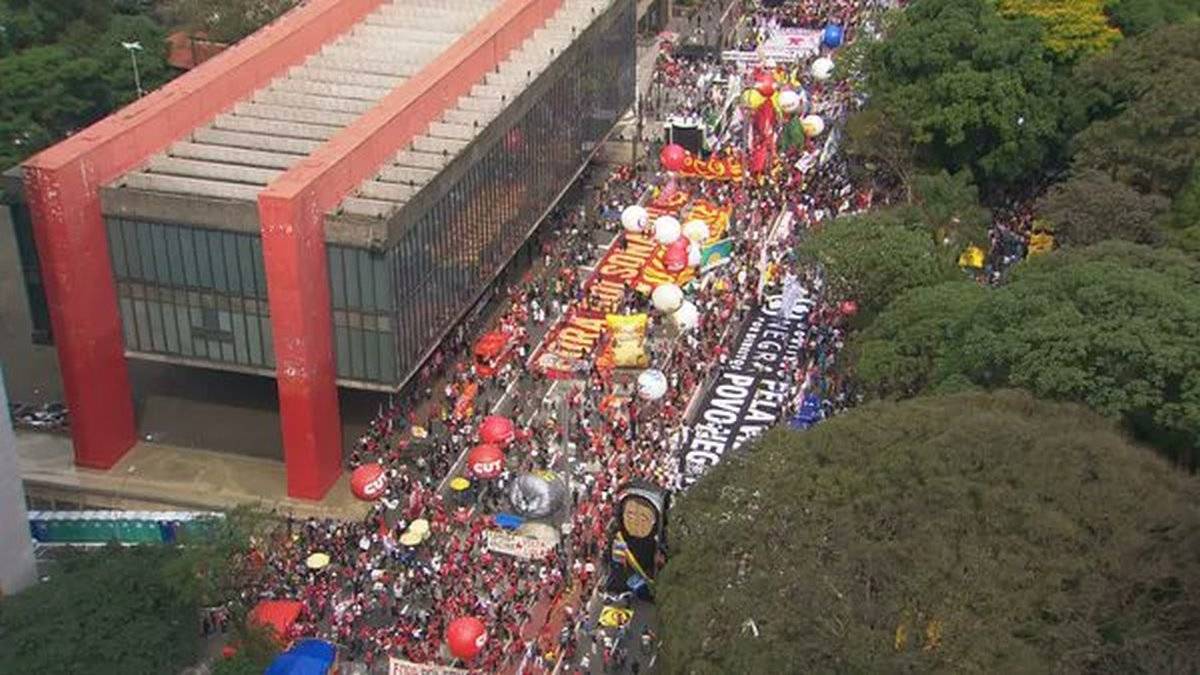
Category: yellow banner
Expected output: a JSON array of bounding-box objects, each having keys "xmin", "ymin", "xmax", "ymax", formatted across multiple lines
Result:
[{"xmin": 605, "ymin": 314, "xmax": 649, "ymax": 368}]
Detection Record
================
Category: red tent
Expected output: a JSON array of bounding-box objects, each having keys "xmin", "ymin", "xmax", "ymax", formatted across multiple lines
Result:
[{"xmin": 251, "ymin": 599, "xmax": 304, "ymax": 642}]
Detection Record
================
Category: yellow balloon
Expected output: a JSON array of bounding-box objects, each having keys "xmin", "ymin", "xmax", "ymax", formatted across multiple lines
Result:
[{"xmin": 745, "ymin": 89, "xmax": 766, "ymax": 110}]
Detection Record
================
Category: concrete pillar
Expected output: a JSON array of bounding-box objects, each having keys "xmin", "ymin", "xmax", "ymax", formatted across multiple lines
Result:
[
  {"xmin": 23, "ymin": 165, "xmax": 139, "ymax": 470},
  {"xmin": 258, "ymin": 194, "xmax": 343, "ymax": 500},
  {"xmin": 0, "ymin": 367, "xmax": 37, "ymax": 596}
]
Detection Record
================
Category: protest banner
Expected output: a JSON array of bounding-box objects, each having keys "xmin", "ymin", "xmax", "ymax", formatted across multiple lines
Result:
[{"xmin": 681, "ymin": 292, "xmax": 814, "ymax": 486}]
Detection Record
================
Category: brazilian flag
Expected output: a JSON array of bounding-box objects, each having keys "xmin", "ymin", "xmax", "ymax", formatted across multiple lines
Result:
[{"xmin": 700, "ymin": 238, "xmax": 734, "ymax": 273}]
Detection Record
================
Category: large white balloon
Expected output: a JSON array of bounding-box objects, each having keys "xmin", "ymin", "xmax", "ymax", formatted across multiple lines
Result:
[
  {"xmin": 637, "ymin": 369, "xmax": 668, "ymax": 401},
  {"xmin": 778, "ymin": 89, "xmax": 802, "ymax": 114},
  {"xmin": 682, "ymin": 219, "xmax": 710, "ymax": 243},
  {"xmin": 654, "ymin": 216, "xmax": 682, "ymax": 246},
  {"xmin": 687, "ymin": 242, "xmax": 702, "ymax": 268},
  {"xmin": 621, "ymin": 205, "xmax": 648, "ymax": 233},
  {"xmin": 802, "ymin": 114, "xmax": 826, "ymax": 137},
  {"xmin": 811, "ymin": 56, "xmax": 835, "ymax": 82},
  {"xmin": 651, "ymin": 283, "xmax": 683, "ymax": 313},
  {"xmin": 672, "ymin": 300, "xmax": 699, "ymax": 331}
]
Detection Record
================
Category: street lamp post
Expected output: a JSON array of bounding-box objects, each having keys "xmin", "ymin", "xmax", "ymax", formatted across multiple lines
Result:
[{"xmin": 121, "ymin": 41, "xmax": 144, "ymax": 98}]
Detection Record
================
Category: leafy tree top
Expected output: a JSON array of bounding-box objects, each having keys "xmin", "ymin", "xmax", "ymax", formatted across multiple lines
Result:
[
  {"xmin": 859, "ymin": 0, "xmax": 1070, "ymax": 187},
  {"xmin": 798, "ymin": 209, "xmax": 960, "ymax": 318},
  {"xmin": 853, "ymin": 243, "xmax": 1200, "ymax": 465},
  {"xmin": 999, "ymin": 0, "xmax": 1121, "ymax": 61},
  {"xmin": 657, "ymin": 390, "xmax": 1200, "ymax": 674}
]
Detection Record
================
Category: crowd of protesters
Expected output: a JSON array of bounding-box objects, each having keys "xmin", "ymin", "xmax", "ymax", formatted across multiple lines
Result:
[{"xmin": 230, "ymin": 1, "xmax": 880, "ymax": 672}]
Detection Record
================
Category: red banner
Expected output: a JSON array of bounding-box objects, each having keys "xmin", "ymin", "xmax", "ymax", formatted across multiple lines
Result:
[
  {"xmin": 678, "ymin": 152, "xmax": 745, "ymax": 182},
  {"xmin": 532, "ymin": 194, "xmax": 733, "ymax": 378}
]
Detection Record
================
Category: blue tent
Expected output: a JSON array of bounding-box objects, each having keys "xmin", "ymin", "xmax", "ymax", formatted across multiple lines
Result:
[{"xmin": 265, "ymin": 639, "xmax": 336, "ymax": 675}]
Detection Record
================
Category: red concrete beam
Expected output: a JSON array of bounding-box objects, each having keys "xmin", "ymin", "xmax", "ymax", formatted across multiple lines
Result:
[
  {"xmin": 21, "ymin": 0, "xmax": 387, "ymax": 472},
  {"xmin": 258, "ymin": 0, "xmax": 562, "ymax": 500}
]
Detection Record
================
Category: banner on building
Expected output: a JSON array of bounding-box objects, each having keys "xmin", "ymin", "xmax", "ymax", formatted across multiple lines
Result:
[
  {"xmin": 681, "ymin": 292, "xmax": 814, "ymax": 487},
  {"xmin": 485, "ymin": 529, "xmax": 554, "ymax": 560}
]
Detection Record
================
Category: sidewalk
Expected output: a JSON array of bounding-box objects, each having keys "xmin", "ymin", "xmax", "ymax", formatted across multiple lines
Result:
[{"xmin": 16, "ymin": 431, "xmax": 369, "ymax": 520}]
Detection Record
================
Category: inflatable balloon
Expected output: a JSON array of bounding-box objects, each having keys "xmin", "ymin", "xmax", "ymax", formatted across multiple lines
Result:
[
  {"xmin": 682, "ymin": 219, "xmax": 710, "ymax": 243},
  {"xmin": 823, "ymin": 24, "xmax": 844, "ymax": 49},
  {"xmin": 479, "ymin": 415, "xmax": 515, "ymax": 446},
  {"xmin": 687, "ymin": 242, "xmax": 702, "ymax": 268},
  {"xmin": 802, "ymin": 114, "xmax": 826, "ymax": 137},
  {"xmin": 778, "ymin": 89, "xmax": 802, "ymax": 115},
  {"xmin": 651, "ymin": 283, "xmax": 683, "ymax": 313},
  {"xmin": 636, "ymin": 369, "xmax": 668, "ymax": 401},
  {"xmin": 659, "ymin": 143, "xmax": 687, "ymax": 172},
  {"xmin": 467, "ymin": 443, "xmax": 505, "ymax": 479},
  {"xmin": 508, "ymin": 472, "xmax": 567, "ymax": 518},
  {"xmin": 653, "ymin": 215, "xmax": 681, "ymax": 245},
  {"xmin": 621, "ymin": 205, "xmax": 648, "ymax": 233},
  {"xmin": 350, "ymin": 463, "xmax": 387, "ymax": 501},
  {"xmin": 811, "ymin": 56, "xmax": 834, "ymax": 82},
  {"xmin": 754, "ymin": 72, "xmax": 775, "ymax": 97},
  {"xmin": 672, "ymin": 300, "xmax": 699, "ymax": 331},
  {"xmin": 742, "ymin": 88, "xmax": 766, "ymax": 110},
  {"xmin": 664, "ymin": 238, "xmax": 689, "ymax": 274},
  {"xmin": 446, "ymin": 617, "xmax": 487, "ymax": 661}
]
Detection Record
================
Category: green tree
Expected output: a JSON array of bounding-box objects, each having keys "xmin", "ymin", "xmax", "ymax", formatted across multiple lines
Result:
[
  {"xmin": 0, "ymin": 45, "xmax": 111, "ymax": 167},
  {"xmin": 858, "ymin": 0, "xmax": 1071, "ymax": 187},
  {"xmin": 1035, "ymin": 169, "xmax": 1170, "ymax": 246},
  {"xmin": 0, "ymin": 545, "xmax": 202, "ymax": 674},
  {"xmin": 910, "ymin": 170, "xmax": 992, "ymax": 247},
  {"xmin": 843, "ymin": 107, "xmax": 916, "ymax": 199},
  {"xmin": 799, "ymin": 210, "xmax": 959, "ymax": 317},
  {"xmin": 162, "ymin": 0, "xmax": 297, "ymax": 44},
  {"xmin": 851, "ymin": 242, "xmax": 1200, "ymax": 466},
  {"xmin": 1070, "ymin": 22, "xmax": 1200, "ymax": 197},
  {"xmin": 999, "ymin": 0, "xmax": 1121, "ymax": 61},
  {"xmin": 851, "ymin": 281, "xmax": 987, "ymax": 398},
  {"xmin": 658, "ymin": 390, "xmax": 1200, "ymax": 674},
  {"xmin": 1105, "ymin": 0, "xmax": 1200, "ymax": 35}
]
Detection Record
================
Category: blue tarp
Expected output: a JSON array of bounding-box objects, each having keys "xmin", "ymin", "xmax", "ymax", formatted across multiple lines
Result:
[
  {"xmin": 494, "ymin": 513, "xmax": 525, "ymax": 530},
  {"xmin": 789, "ymin": 394, "xmax": 824, "ymax": 430},
  {"xmin": 265, "ymin": 639, "xmax": 336, "ymax": 675}
]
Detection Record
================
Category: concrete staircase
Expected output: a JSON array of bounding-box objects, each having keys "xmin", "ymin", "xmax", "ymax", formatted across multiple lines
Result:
[
  {"xmin": 114, "ymin": 0, "xmax": 499, "ymax": 202},
  {"xmin": 335, "ymin": 0, "xmax": 613, "ymax": 220}
]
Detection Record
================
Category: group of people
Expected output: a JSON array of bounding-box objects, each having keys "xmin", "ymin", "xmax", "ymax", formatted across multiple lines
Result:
[{"xmin": 232, "ymin": 1, "xmax": 881, "ymax": 672}]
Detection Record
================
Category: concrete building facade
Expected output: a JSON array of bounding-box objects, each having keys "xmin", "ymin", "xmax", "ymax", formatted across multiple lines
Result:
[
  {"xmin": 7, "ymin": 0, "xmax": 634, "ymax": 500},
  {"xmin": 0, "ymin": 367, "xmax": 37, "ymax": 596}
]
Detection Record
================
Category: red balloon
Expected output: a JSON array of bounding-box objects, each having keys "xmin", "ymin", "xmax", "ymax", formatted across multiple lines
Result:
[
  {"xmin": 839, "ymin": 300, "xmax": 859, "ymax": 316},
  {"xmin": 664, "ymin": 238, "xmax": 689, "ymax": 273},
  {"xmin": 479, "ymin": 415, "xmax": 515, "ymax": 446},
  {"xmin": 446, "ymin": 616, "xmax": 487, "ymax": 661},
  {"xmin": 754, "ymin": 73, "xmax": 775, "ymax": 97},
  {"xmin": 350, "ymin": 463, "xmax": 387, "ymax": 501},
  {"xmin": 467, "ymin": 443, "xmax": 505, "ymax": 479},
  {"xmin": 659, "ymin": 143, "xmax": 687, "ymax": 172}
]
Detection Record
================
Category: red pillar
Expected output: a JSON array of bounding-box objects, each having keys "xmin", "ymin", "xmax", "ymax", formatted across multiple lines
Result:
[
  {"xmin": 258, "ymin": 193, "xmax": 342, "ymax": 500},
  {"xmin": 23, "ymin": 164, "xmax": 136, "ymax": 469}
]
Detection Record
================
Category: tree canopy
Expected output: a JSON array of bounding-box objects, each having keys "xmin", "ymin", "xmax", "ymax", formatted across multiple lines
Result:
[
  {"xmin": 1104, "ymin": 0, "xmax": 1200, "ymax": 35},
  {"xmin": 161, "ymin": 0, "xmax": 297, "ymax": 44},
  {"xmin": 0, "ymin": 545, "xmax": 202, "ymax": 675},
  {"xmin": 798, "ymin": 210, "xmax": 959, "ymax": 317},
  {"xmin": 0, "ymin": 0, "xmax": 172, "ymax": 168},
  {"xmin": 1070, "ymin": 22, "xmax": 1200, "ymax": 198},
  {"xmin": 999, "ymin": 0, "xmax": 1121, "ymax": 61},
  {"xmin": 657, "ymin": 390, "xmax": 1200, "ymax": 674},
  {"xmin": 851, "ymin": 243, "xmax": 1200, "ymax": 467},
  {"xmin": 1035, "ymin": 169, "xmax": 1170, "ymax": 246},
  {"xmin": 856, "ymin": 0, "xmax": 1071, "ymax": 187}
]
